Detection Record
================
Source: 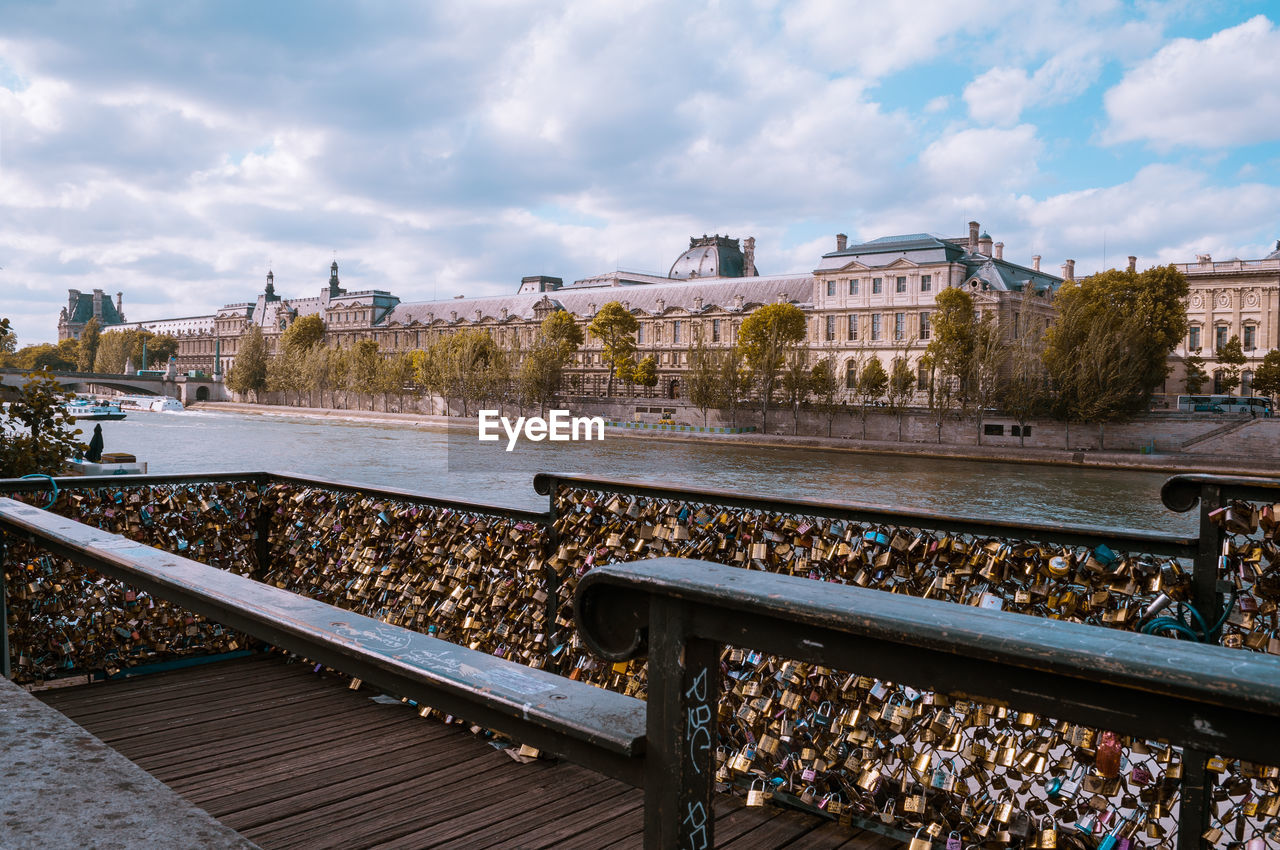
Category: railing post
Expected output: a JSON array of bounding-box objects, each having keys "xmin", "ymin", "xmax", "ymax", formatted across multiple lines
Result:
[
  {"xmin": 542, "ymin": 476, "xmax": 563, "ymax": 675},
  {"xmin": 644, "ymin": 600, "xmax": 718, "ymax": 850},
  {"xmin": 254, "ymin": 488, "xmax": 272, "ymax": 582},
  {"xmin": 1179, "ymin": 481, "xmax": 1226, "ymax": 850},
  {"xmin": 0, "ymin": 531, "xmax": 10, "ymax": 680}
]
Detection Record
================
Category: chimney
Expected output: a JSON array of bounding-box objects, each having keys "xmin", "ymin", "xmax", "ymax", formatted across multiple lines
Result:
[
  {"xmin": 1062, "ymin": 259, "xmax": 1075, "ymax": 281},
  {"xmin": 836, "ymin": 233, "xmax": 848, "ymax": 252},
  {"xmin": 694, "ymin": 296, "xmax": 704, "ymax": 311},
  {"xmin": 475, "ymin": 309, "xmax": 482, "ymax": 321},
  {"xmin": 92, "ymin": 289, "xmax": 104, "ymax": 319},
  {"xmin": 968, "ymin": 221, "xmax": 979, "ymax": 254},
  {"xmin": 116, "ymin": 292, "xmax": 123, "ymax": 315},
  {"xmin": 1032, "ymin": 255, "xmax": 1041, "ymax": 271},
  {"xmin": 979, "ymin": 233, "xmax": 993, "ymax": 256},
  {"xmin": 656, "ymin": 298, "xmax": 666, "ymax": 313},
  {"xmin": 500, "ymin": 307, "xmax": 508, "ymax": 319},
  {"xmin": 994, "ymin": 242, "xmax": 1004, "ymax": 260},
  {"xmin": 1127, "ymin": 255, "xmax": 1137, "ymax": 273},
  {"xmin": 743, "ymin": 236, "xmax": 758, "ymax": 276}
]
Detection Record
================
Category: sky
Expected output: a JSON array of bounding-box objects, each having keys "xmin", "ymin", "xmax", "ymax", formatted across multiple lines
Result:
[{"xmin": 3, "ymin": 0, "xmax": 1280, "ymax": 346}]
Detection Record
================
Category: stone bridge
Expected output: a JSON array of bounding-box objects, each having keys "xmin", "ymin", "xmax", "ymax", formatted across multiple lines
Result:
[{"xmin": 0, "ymin": 368, "xmax": 228, "ymax": 404}]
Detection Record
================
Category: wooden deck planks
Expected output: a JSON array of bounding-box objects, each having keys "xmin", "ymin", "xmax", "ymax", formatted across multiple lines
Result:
[{"xmin": 38, "ymin": 654, "xmax": 888, "ymax": 850}]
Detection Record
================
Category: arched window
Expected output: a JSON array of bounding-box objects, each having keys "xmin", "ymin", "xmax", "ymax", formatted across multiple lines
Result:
[
  {"xmin": 1242, "ymin": 370, "xmax": 1254, "ymax": 396},
  {"xmin": 845, "ymin": 361, "xmax": 857, "ymax": 390}
]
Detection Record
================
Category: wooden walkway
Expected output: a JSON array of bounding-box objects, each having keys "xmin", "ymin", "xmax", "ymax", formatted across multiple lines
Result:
[{"xmin": 37, "ymin": 655, "xmax": 891, "ymax": 850}]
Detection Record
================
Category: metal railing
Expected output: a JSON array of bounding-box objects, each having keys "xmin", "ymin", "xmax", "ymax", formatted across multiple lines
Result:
[{"xmin": 4, "ymin": 470, "xmax": 1280, "ymax": 848}]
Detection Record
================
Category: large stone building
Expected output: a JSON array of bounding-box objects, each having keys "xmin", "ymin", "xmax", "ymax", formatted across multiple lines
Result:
[
  {"xmin": 58, "ymin": 226, "xmax": 1062, "ymax": 399},
  {"xmin": 1164, "ymin": 243, "xmax": 1280, "ymax": 397}
]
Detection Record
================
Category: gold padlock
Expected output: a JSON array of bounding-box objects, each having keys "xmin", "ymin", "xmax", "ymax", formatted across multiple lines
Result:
[
  {"xmin": 1040, "ymin": 817, "xmax": 1058, "ymax": 849},
  {"xmin": 746, "ymin": 778, "xmax": 765, "ymax": 807},
  {"xmin": 908, "ymin": 828, "xmax": 931, "ymax": 850}
]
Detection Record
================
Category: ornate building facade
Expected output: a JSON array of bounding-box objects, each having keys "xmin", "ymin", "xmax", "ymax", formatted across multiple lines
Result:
[
  {"xmin": 1165, "ymin": 244, "xmax": 1280, "ymax": 396},
  {"xmin": 59, "ymin": 227, "xmax": 1063, "ymax": 399}
]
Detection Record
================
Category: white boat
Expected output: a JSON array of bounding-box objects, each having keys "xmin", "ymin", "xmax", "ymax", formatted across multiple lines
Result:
[
  {"xmin": 65, "ymin": 399, "xmax": 127, "ymax": 421},
  {"xmin": 117, "ymin": 395, "xmax": 185, "ymax": 413}
]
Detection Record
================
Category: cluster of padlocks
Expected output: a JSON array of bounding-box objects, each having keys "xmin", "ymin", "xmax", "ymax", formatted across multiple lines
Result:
[
  {"xmin": 547, "ymin": 486, "xmax": 1280, "ymax": 846},
  {"xmin": 254, "ymin": 484, "xmax": 552, "ymax": 667},
  {"xmin": 6, "ymin": 478, "xmax": 1280, "ymax": 846},
  {"xmin": 6, "ymin": 483, "xmax": 261, "ymax": 681}
]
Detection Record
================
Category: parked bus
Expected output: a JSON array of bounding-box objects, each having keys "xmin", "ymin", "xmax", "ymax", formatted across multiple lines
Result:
[{"xmin": 1176, "ymin": 394, "xmax": 1273, "ymax": 415}]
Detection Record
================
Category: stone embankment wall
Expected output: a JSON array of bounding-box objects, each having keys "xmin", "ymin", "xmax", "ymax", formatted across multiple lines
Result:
[{"xmin": 242, "ymin": 390, "xmax": 1279, "ymax": 457}]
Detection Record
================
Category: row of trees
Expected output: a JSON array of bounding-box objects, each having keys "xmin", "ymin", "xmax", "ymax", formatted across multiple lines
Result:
[{"xmin": 0, "ymin": 318, "xmax": 179, "ymax": 374}]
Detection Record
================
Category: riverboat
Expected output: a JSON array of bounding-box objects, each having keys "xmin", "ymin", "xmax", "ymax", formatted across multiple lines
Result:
[
  {"xmin": 117, "ymin": 395, "xmax": 185, "ymax": 413},
  {"xmin": 65, "ymin": 399, "xmax": 127, "ymax": 421}
]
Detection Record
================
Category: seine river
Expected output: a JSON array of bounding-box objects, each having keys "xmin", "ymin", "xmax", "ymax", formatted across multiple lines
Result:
[{"xmin": 83, "ymin": 407, "xmax": 1194, "ymax": 535}]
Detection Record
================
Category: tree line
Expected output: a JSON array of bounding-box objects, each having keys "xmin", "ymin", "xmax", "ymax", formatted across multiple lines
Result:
[{"xmin": 0, "ymin": 318, "xmax": 180, "ymax": 374}]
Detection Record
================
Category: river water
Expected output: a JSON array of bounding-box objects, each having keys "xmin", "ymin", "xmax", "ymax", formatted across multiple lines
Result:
[{"xmin": 82, "ymin": 407, "xmax": 1194, "ymax": 534}]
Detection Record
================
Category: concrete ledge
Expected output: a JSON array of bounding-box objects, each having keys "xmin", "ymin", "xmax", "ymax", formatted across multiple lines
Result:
[{"xmin": 0, "ymin": 676, "xmax": 257, "ymax": 849}]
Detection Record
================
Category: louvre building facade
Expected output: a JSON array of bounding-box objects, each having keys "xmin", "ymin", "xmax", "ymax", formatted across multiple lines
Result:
[{"xmin": 60, "ymin": 226, "xmax": 1064, "ymax": 400}]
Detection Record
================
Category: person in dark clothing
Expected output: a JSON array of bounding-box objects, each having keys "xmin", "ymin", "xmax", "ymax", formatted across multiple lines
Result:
[{"xmin": 86, "ymin": 424, "xmax": 104, "ymax": 463}]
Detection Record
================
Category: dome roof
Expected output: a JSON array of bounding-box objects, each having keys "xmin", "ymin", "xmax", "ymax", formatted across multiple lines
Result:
[{"xmin": 669, "ymin": 235, "xmax": 746, "ymax": 279}]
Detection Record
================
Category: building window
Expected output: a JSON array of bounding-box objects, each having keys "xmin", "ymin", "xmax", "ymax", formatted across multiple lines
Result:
[
  {"xmin": 984, "ymin": 424, "xmax": 1005, "ymax": 436},
  {"xmin": 637, "ymin": 324, "xmax": 645, "ymax": 344},
  {"xmin": 845, "ymin": 361, "xmax": 857, "ymax": 389},
  {"xmin": 872, "ymin": 277, "xmax": 883, "ymax": 294},
  {"xmin": 825, "ymin": 315, "xmax": 836, "ymax": 341},
  {"xmin": 896, "ymin": 276, "xmax": 907, "ymax": 293},
  {"xmin": 711, "ymin": 319, "xmax": 720, "ymax": 343},
  {"xmin": 1243, "ymin": 370, "xmax": 1254, "ymax": 396},
  {"xmin": 919, "ymin": 311, "xmax": 931, "ymax": 340},
  {"xmin": 1214, "ymin": 369, "xmax": 1225, "ymax": 394},
  {"xmin": 1216, "ymin": 325, "xmax": 1229, "ymax": 351},
  {"xmin": 1188, "ymin": 326, "xmax": 1200, "ymax": 351},
  {"xmin": 871, "ymin": 314, "xmax": 881, "ymax": 340},
  {"xmin": 1012, "ymin": 311, "xmax": 1020, "ymax": 339},
  {"xmin": 1244, "ymin": 325, "xmax": 1256, "ymax": 351},
  {"xmin": 826, "ymin": 280, "xmax": 836, "ymax": 297},
  {"xmin": 849, "ymin": 279, "xmax": 859, "ymax": 295},
  {"xmin": 847, "ymin": 314, "xmax": 858, "ymax": 341},
  {"xmin": 917, "ymin": 362, "xmax": 930, "ymax": 391},
  {"xmin": 673, "ymin": 321, "xmax": 682, "ymax": 344},
  {"xmin": 894, "ymin": 312, "xmax": 905, "ymax": 341},
  {"xmin": 921, "ymin": 275, "xmax": 932, "ymax": 292}
]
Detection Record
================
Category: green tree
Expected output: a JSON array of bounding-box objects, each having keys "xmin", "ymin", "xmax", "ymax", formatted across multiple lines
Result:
[
  {"xmin": 541, "ymin": 309, "xmax": 584, "ymax": 358},
  {"xmin": 0, "ymin": 317, "xmax": 14, "ymax": 358},
  {"xmin": 686, "ymin": 332, "xmax": 724, "ymax": 426},
  {"xmin": 810, "ymin": 356, "xmax": 840, "ymax": 437},
  {"xmin": 885, "ymin": 354, "xmax": 916, "ymax": 442},
  {"xmin": 0, "ymin": 370, "xmax": 86, "ymax": 477},
  {"xmin": 1044, "ymin": 265, "xmax": 1188, "ymax": 445},
  {"xmin": 91, "ymin": 329, "xmax": 177, "ymax": 373},
  {"xmin": 1183, "ymin": 354, "xmax": 1209, "ymax": 394},
  {"xmin": 281, "ymin": 315, "xmax": 327, "ymax": 352},
  {"xmin": 12, "ymin": 343, "xmax": 76, "ymax": 371},
  {"xmin": 76, "ymin": 318, "xmax": 101, "ymax": 371},
  {"xmin": 348, "ymin": 339, "xmax": 384, "ymax": 409},
  {"xmin": 855, "ymin": 357, "xmax": 888, "ymax": 440},
  {"xmin": 924, "ymin": 287, "xmax": 975, "ymax": 440},
  {"xmin": 1252, "ymin": 350, "xmax": 1280, "ymax": 400},
  {"xmin": 326, "ymin": 347, "xmax": 351, "ymax": 409},
  {"xmin": 717, "ymin": 348, "xmax": 746, "ymax": 428},
  {"xmin": 226, "ymin": 325, "xmax": 269, "ymax": 402},
  {"xmin": 971, "ymin": 316, "xmax": 1009, "ymax": 445},
  {"xmin": 1001, "ymin": 329, "xmax": 1049, "ymax": 448},
  {"xmin": 780, "ymin": 348, "xmax": 811, "ymax": 434},
  {"xmin": 518, "ymin": 336, "xmax": 567, "ymax": 415},
  {"xmin": 437, "ymin": 329, "xmax": 504, "ymax": 416},
  {"xmin": 633, "ymin": 354, "xmax": 658, "ymax": 390},
  {"xmin": 1216, "ymin": 334, "xmax": 1246, "ymax": 395},
  {"xmin": 738, "ymin": 303, "xmax": 808, "ymax": 432},
  {"xmin": 587, "ymin": 302, "xmax": 639, "ymax": 396}
]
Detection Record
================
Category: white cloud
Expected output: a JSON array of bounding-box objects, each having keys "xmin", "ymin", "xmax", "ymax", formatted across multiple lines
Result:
[
  {"xmin": 1104, "ymin": 15, "xmax": 1280, "ymax": 148},
  {"xmin": 920, "ymin": 124, "xmax": 1042, "ymax": 190}
]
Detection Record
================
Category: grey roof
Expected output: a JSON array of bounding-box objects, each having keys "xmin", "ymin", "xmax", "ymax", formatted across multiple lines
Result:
[
  {"xmin": 1266, "ymin": 240, "xmax": 1280, "ymax": 261},
  {"xmin": 384, "ymin": 273, "xmax": 814, "ymax": 326},
  {"xmin": 817, "ymin": 234, "xmax": 968, "ymax": 269},
  {"xmin": 669, "ymin": 235, "xmax": 747, "ymax": 279},
  {"xmin": 961, "ymin": 257, "xmax": 1060, "ymax": 294},
  {"xmin": 68, "ymin": 292, "xmax": 125, "ymax": 326}
]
